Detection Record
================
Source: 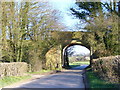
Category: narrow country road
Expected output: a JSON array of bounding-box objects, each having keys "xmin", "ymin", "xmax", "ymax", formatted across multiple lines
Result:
[{"xmin": 4, "ymin": 65, "xmax": 88, "ymax": 89}]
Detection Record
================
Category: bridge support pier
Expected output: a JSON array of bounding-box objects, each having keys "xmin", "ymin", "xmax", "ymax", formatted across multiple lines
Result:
[{"xmin": 62, "ymin": 49, "xmax": 70, "ymax": 68}]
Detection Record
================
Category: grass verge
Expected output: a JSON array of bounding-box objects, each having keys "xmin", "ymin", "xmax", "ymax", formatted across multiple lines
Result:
[
  {"xmin": 70, "ymin": 61, "xmax": 90, "ymax": 68},
  {"xmin": 0, "ymin": 69, "xmax": 62, "ymax": 88},
  {"xmin": 28, "ymin": 69, "xmax": 52, "ymax": 74},
  {"xmin": 86, "ymin": 68, "xmax": 120, "ymax": 89},
  {"xmin": 0, "ymin": 75, "xmax": 31, "ymax": 88}
]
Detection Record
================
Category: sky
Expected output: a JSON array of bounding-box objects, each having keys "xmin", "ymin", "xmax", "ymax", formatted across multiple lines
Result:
[
  {"xmin": 48, "ymin": 0, "xmax": 81, "ymax": 31},
  {"xmin": 67, "ymin": 45, "xmax": 90, "ymax": 56}
]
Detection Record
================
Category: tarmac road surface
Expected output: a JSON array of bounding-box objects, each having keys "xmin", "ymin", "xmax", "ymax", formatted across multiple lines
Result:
[{"xmin": 3, "ymin": 65, "xmax": 88, "ymax": 89}]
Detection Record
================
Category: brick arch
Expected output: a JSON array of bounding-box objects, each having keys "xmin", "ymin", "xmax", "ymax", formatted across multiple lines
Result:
[{"xmin": 62, "ymin": 42, "xmax": 92, "ymax": 68}]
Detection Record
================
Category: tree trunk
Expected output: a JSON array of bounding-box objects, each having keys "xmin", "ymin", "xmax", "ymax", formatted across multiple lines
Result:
[
  {"xmin": 89, "ymin": 46, "xmax": 93, "ymax": 67},
  {"xmin": 118, "ymin": 1, "xmax": 120, "ymax": 17}
]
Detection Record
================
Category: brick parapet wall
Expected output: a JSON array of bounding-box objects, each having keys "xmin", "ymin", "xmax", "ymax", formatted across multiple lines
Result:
[{"xmin": 46, "ymin": 45, "xmax": 62, "ymax": 70}]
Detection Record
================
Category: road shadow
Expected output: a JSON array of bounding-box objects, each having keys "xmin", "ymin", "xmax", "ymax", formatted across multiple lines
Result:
[{"xmin": 70, "ymin": 65, "xmax": 89, "ymax": 70}]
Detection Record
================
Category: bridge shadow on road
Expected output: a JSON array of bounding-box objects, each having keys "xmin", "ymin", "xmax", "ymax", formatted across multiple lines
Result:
[
  {"xmin": 60, "ymin": 65, "xmax": 88, "ymax": 75},
  {"xmin": 70, "ymin": 65, "xmax": 89, "ymax": 70}
]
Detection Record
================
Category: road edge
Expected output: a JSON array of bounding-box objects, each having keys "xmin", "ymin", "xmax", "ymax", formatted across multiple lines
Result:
[
  {"xmin": 82, "ymin": 69, "xmax": 90, "ymax": 90},
  {"xmin": 2, "ymin": 70, "xmax": 61, "ymax": 88}
]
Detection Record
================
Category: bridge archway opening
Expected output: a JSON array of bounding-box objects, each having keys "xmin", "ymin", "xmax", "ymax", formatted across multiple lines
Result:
[{"xmin": 62, "ymin": 43, "xmax": 90, "ymax": 68}]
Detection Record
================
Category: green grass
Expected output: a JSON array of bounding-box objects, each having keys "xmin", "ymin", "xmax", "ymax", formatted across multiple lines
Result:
[
  {"xmin": 86, "ymin": 69, "xmax": 120, "ymax": 89},
  {"xmin": 28, "ymin": 69, "xmax": 52, "ymax": 74},
  {"xmin": 69, "ymin": 61, "xmax": 90, "ymax": 68},
  {"xmin": 0, "ymin": 75, "xmax": 31, "ymax": 88},
  {"xmin": 0, "ymin": 69, "xmax": 60, "ymax": 88}
]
